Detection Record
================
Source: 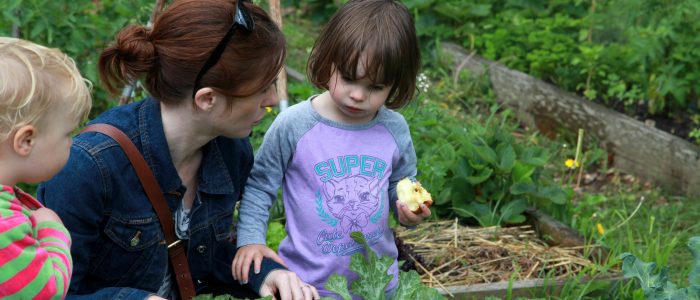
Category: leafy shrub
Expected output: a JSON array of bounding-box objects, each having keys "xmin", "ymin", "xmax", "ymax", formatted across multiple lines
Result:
[
  {"xmin": 621, "ymin": 236, "xmax": 700, "ymax": 299},
  {"xmin": 403, "ymin": 97, "xmax": 570, "ymax": 226},
  {"xmin": 323, "ymin": 232, "xmax": 446, "ymax": 300},
  {"xmin": 0, "ymin": 0, "xmax": 154, "ymax": 116}
]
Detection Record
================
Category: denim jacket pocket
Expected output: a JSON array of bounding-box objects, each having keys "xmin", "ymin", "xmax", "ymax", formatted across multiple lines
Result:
[
  {"xmin": 93, "ymin": 216, "xmax": 166, "ymax": 283},
  {"xmin": 211, "ymin": 212, "xmax": 235, "ymax": 242}
]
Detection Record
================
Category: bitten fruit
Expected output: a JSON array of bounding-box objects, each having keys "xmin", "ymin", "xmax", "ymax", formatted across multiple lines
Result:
[{"xmin": 396, "ymin": 178, "xmax": 433, "ymax": 214}]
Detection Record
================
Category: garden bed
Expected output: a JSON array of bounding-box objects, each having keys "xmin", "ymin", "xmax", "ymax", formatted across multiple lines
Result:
[{"xmin": 395, "ymin": 209, "xmax": 623, "ymax": 299}]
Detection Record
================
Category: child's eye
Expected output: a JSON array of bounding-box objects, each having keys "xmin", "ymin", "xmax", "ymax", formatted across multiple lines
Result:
[
  {"xmin": 341, "ymin": 76, "xmax": 354, "ymax": 83},
  {"xmin": 370, "ymin": 85, "xmax": 385, "ymax": 91}
]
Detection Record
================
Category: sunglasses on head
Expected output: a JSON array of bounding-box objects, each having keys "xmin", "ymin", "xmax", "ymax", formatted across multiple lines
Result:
[{"xmin": 192, "ymin": 0, "xmax": 255, "ymax": 98}]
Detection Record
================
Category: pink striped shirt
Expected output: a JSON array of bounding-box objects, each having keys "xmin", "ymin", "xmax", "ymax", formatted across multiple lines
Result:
[{"xmin": 0, "ymin": 185, "xmax": 72, "ymax": 299}]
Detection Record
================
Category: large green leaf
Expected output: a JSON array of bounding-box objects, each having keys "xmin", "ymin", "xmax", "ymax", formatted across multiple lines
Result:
[
  {"xmin": 510, "ymin": 182, "xmax": 537, "ymax": 195},
  {"xmin": 621, "ymin": 253, "xmax": 674, "ymax": 291},
  {"xmin": 348, "ymin": 232, "xmax": 394, "ymax": 300},
  {"xmin": 454, "ymin": 157, "xmax": 472, "ymax": 179},
  {"xmin": 511, "ymin": 161, "xmax": 536, "ymax": 183},
  {"xmin": 499, "ymin": 199, "xmax": 528, "ymax": 224},
  {"xmin": 496, "ymin": 143, "xmax": 517, "ymax": 172},
  {"xmin": 465, "ymin": 167, "xmax": 493, "ymax": 185},
  {"xmin": 392, "ymin": 271, "xmax": 445, "ymax": 300},
  {"xmin": 535, "ymin": 186, "xmax": 569, "ymax": 205},
  {"xmin": 324, "ymin": 275, "xmax": 353, "ymax": 300},
  {"xmin": 473, "ymin": 143, "xmax": 498, "ymax": 166},
  {"xmin": 520, "ymin": 147, "xmax": 550, "ymax": 166},
  {"xmin": 621, "ymin": 238, "xmax": 700, "ymax": 300}
]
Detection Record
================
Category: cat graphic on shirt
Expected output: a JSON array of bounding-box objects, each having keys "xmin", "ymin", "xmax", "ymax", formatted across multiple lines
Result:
[{"xmin": 323, "ymin": 175, "xmax": 380, "ymax": 233}]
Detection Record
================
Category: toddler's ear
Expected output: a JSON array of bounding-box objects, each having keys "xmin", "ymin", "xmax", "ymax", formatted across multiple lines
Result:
[{"xmin": 12, "ymin": 125, "xmax": 36, "ymax": 156}]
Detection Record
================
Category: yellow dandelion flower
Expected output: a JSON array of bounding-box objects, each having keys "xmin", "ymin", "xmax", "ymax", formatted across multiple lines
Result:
[
  {"xmin": 265, "ymin": 107, "xmax": 273, "ymax": 113},
  {"xmin": 565, "ymin": 159, "xmax": 579, "ymax": 169},
  {"xmin": 596, "ymin": 223, "xmax": 605, "ymax": 235}
]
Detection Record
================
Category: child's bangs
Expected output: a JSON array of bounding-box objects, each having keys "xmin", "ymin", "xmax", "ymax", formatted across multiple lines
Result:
[{"xmin": 334, "ymin": 36, "xmax": 400, "ymax": 87}]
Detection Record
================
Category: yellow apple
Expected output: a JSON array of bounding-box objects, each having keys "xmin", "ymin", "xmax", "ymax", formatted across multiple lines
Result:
[{"xmin": 397, "ymin": 178, "xmax": 433, "ymax": 214}]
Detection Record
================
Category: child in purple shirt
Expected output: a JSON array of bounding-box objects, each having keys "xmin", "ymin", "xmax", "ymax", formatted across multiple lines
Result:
[{"xmin": 233, "ymin": 1, "xmax": 430, "ymax": 298}]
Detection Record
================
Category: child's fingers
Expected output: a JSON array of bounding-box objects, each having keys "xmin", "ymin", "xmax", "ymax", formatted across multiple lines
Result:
[
  {"xmin": 234, "ymin": 250, "xmax": 255, "ymax": 283},
  {"xmin": 419, "ymin": 204, "xmax": 432, "ymax": 218},
  {"xmin": 240, "ymin": 255, "xmax": 253, "ymax": 283},
  {"xmin": 232, "ymin": 253, "xmax": 242, "ymax": 281},
  {"xmin": 396, "ymin": 201, "xmax": 428, "ymax": 225},
  {"xmin": 254, "ymin": 254, "xmax": 263, "ymax": 275},
  {"xmin": 263, "ymin": 248, "xmax": 288, "ymax": 268}
]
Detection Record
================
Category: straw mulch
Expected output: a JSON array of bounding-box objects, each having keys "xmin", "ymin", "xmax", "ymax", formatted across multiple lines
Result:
[{"xmin": 394, "ymin": 219, "xmax": 600, "ymax": 288}]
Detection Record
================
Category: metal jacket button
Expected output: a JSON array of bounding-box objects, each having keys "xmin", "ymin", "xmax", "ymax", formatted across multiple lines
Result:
[
  {"xmin": 130, "ymin": 231, "xmax": 141, "ymax": 247},
  {"xmin": 197, "ymin": 245, "xmax": 207, "ymax": 253}
]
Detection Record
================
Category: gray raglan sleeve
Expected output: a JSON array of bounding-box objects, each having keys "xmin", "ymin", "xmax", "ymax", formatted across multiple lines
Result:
[
  {"xmin": 237, "ymin": 110, "xmax": 296, "ymax": 247},
  {"xmin": 236, "ymin": 102, "xmax": 318, "ymax": 247},
  {"xmin": 384, "ymin": 111, "xmax": 418, "ymax": 218}
]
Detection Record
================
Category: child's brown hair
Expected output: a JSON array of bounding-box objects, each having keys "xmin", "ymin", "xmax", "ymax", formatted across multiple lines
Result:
[
  {"xmin": 0, "ymin": 37, "xmax": 92, "ymax": 142},
  {"xmin": 307, "ymin": 0, "xmax": 421, "ymax": 109}
]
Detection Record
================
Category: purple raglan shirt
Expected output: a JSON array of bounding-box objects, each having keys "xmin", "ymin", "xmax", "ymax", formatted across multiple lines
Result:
[{"xmin": 237, "ymin": 96, "xmax": 417, "ymax": 298}]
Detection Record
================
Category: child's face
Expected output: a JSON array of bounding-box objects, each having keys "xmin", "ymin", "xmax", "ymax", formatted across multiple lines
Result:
[
  {"xmin": 326, "ymin": 62, "xmax": 391, "ymax": 124},
  {"xmin": 24, "ymin": 104, "xmax": 76, "ymax": 183}
]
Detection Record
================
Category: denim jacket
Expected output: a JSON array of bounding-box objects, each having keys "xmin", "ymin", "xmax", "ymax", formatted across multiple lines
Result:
[{"xmin": 38, "ymin": 98, "xmax": 283, "ymax": 299}]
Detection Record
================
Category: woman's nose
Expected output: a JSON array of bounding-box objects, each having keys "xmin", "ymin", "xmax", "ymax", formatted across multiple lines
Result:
[{"xmin": 263, "ymin": 85, "xmax": 280, "ymax": 107}]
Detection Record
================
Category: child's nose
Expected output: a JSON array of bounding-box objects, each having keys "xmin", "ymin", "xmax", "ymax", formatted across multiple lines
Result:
[{"xmin": 349, "ymin": 86, "xmax": 366, "ymax": 102}]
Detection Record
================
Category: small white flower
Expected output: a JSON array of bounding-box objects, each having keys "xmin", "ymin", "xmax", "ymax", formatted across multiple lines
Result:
[{"xmin": 417, "ymin": 73, "xmax": 430, "ymax": 93}]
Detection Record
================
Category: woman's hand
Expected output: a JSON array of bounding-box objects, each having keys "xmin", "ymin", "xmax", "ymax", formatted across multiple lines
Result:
[
  {"xmin": 396, "ymin": 200, "xmax": 431, "ymax": 227},
  {"xmin": 31, "ymin": 207, "xmax": 64, "ymax": 225},
  {"xmin": 232, "ymin": 244, "xmax": 287, "ymax": 283},
  {"xmin": 260, "ymin": 269, "xmax": 320, "ymax": 300},
  {"xmin": 146, "ymin": 295, "xmax": 167, "ymax": 300}
]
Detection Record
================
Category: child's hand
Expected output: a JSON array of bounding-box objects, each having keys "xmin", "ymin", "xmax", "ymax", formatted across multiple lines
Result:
[
  {"xmin": 31, "ymin": 207, "xmax": 63, "ymax": 225},
  {"xmin": 396, "ymin": 200, "xmax": 431, "ymax": 227},
  {"xmin": 233, "ymin": 244, "xmax": 287, "ymax": 284}
]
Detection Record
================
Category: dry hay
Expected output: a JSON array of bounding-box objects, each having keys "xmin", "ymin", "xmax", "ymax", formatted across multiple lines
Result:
[{"xmin": 394, "ymin": 219, "xmax": 600, "ymax": 288}]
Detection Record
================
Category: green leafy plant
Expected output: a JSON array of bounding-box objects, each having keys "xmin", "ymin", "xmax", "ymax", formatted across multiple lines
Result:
[
  {"xmin": 0, "ymin": 0, "xmax": 154, "ymax": 116},
  {"xmin": 404, "ymin": 99, "xmax": 570, "ymax": 227},
  {"xmin": 621, "ymin": 236, "xmax": 700, "ymax": 299},
  {"xmin": 265, "ymin": 221, "xmax": 286, "ymax": 252},
  {"xmin": 323, "ymin": 232, "xmax": 446, "ymax": 300}
]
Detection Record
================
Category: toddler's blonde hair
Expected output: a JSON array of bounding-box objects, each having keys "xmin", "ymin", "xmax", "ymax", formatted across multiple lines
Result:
[{"xmin": 0, "ymin": 37, "xmax": 92, "ymax": 142}]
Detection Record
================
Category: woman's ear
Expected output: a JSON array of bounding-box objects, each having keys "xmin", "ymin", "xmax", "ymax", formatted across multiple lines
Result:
[
  {"xmin": 12, "ymin": 125, "xmax": 36, "ymax": 157},
  {"xmin": 193, "ymin": 87, "xmax": 217, "ymax": 112}
]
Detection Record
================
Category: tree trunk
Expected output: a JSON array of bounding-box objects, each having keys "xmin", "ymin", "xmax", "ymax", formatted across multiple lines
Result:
[{"xmin": 442, "ymin": 42, "xmax": 700, "ymax": 196}]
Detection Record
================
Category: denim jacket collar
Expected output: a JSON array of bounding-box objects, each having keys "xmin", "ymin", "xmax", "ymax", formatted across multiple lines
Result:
[{"xmin": 138, "ymin": 99, "xmax": 236, "ymax": 195}]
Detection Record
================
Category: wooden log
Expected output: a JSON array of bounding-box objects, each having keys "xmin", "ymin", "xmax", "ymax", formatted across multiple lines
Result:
[
  {"xmin": 435, "ymin": 274, "xmax": 626, "ymax": 299},
  {"xmin": 441, "ymin": 42, "xmax": 700, "ymax": 196}
]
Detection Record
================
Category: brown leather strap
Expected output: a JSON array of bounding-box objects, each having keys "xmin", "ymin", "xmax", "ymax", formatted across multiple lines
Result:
[{"xmin": 82, "ymin": 124, "xmax": 196, "ymax": 299}]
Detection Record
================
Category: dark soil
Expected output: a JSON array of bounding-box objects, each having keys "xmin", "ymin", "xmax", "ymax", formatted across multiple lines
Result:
[{"xmin": 603, "ymin": 98, "xmax": 698, "ymax": 143}]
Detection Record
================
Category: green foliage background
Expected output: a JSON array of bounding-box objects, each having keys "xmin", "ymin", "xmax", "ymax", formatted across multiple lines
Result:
[{"xmin": 1, "ymin": 0, "xmax": 153, "ymax": 116}]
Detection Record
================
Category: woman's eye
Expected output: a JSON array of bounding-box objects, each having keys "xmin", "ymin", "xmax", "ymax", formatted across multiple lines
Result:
[{"xmin": 261, "ymin": 80, "xmax": 278, "ymax": 94}]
